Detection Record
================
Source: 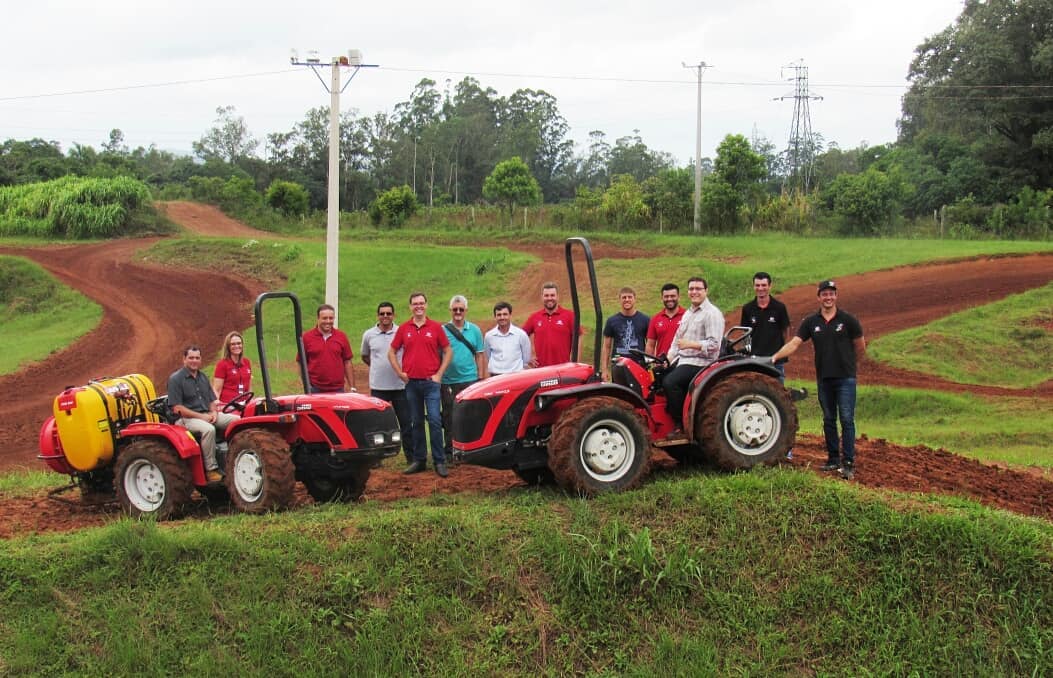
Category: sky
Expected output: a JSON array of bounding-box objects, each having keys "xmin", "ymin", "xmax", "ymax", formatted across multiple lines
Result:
[{"xmin": 1, "ymin": 0, "xmax": 967, "ymax": 165}]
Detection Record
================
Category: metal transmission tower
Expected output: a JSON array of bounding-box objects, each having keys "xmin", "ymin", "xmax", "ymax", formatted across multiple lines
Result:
[{"xmin": 774, "ymin": 60, "xmax": 822, "ymax": 192}]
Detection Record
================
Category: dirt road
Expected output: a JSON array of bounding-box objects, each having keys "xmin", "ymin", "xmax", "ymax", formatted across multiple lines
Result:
[{"xmin": 1, "ymin": 202, "xmax": 1050, "ymax": 536}]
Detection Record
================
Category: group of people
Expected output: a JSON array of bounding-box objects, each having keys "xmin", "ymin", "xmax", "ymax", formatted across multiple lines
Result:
[
  {"xmin": 361, "ymin": 286, "xmax": 581, "ymax": 478},
  {"xmin": 168, "ymin": 272, "xmax": 865, "ymax": 485}
]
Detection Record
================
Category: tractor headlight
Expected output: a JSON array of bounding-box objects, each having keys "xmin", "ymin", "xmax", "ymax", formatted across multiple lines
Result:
[{"xmin": 391, "ymin": 431, "xmax": 401, "ymax": 444}]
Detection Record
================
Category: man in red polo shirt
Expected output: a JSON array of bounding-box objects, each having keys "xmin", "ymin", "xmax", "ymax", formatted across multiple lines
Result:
[
  {"xmin": 524, "ymin": 281, "xmax": 578, "ymax": 367},
  {"xmin": 645, "ymin": 282, "xmax": 686, "ymax": 358},
  {"xmin": 300, "ymin": 304, "xmax": 356, "ymax": 393},
  {"xmin": 388, "ymin": 292, "xmax": 453, "ymax": 477}
]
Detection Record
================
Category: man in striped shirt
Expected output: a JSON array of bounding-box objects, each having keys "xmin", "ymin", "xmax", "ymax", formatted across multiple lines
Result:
[{"xmin": 663, "ymin": 276, "xmax": 724, "ymax": 436}]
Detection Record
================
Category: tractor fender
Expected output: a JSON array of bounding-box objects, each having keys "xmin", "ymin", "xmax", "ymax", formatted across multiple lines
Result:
[
  {"xmin": 118, "ymin": 422, "xmax": 205, "ymax": 485},
  {"xmin": 225, "ymin": 415, "xmax": 291, "ymax": 442},
  {"xmin": 534, "ymin": 382, "xmax": 650, "ymax": 416},
  {"xmin": 685, "ymin": 358, "xmax": 784, "ymax": 437}
]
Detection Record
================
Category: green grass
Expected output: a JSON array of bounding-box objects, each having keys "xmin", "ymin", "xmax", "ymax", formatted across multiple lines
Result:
[
  {"xmin": 792, "ymin": 382, "xmax": 1053, "ymax": 468},
  {"xmin": 0, "ymin": 256, "xmax": 102, "ymax": 375},
  {"xmin": 869, "ymin": 283, "xmax": 1053, "ymax": 388},
  {"xmin": 0, "ymin": 471, "xmax": 1050, "ymax": 675}
]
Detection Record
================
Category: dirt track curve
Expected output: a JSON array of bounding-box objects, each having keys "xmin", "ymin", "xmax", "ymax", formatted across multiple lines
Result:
[{"xmin": 0, "ymin": 202, "xmax": 1050, "ymax": 537}]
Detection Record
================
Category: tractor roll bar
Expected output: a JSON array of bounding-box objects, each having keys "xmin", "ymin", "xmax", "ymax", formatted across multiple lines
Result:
[
  {"xmin": 253, "ymin": 291, "xmax": 310, "ymax": 413},
  {"xmin": 564, "ymin": 237, "xmax": 603, "ymax": 372}
]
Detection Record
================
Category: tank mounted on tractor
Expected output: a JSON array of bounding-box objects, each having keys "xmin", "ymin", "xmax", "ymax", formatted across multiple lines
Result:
[
  {"xmin": 38, "ymin": 291, "xmax": 402, "ymax": 519},
  {"xmin": 451, "ymin": 237, "xmax": 797, "ymax": 495}
]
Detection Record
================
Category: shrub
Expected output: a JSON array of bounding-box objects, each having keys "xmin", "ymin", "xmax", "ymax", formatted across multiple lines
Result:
[
  {"xmin": 368, "ymin": 185, "xmax": 420, "ymax": 227},
  {"xmin": 265, "ymin": 180, "xmax": 310, "ymax": 216}
]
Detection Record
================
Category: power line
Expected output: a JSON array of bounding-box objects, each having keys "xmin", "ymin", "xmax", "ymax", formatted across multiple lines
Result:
[{"xmin": 4, "ymin": 65, "xmax": 1053, "ymax": 104}]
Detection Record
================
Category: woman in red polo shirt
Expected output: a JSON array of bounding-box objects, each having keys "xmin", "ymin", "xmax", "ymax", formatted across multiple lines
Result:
[{"xmin": 212, "ymin": 331, "xmax": 253, "ymax": 404}]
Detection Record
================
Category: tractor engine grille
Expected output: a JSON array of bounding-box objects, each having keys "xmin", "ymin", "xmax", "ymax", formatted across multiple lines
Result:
[
  {"xmin": 452, "ymin": 397, "xmax": 495, "ymax": 444},
  {"xmin": 342, "ymin": 408, "xmax": 400, "ymax": 448}
]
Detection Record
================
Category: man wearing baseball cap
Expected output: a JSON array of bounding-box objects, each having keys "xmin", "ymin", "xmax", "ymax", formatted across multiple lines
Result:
[{"xmin": 770, "ymin": 279, "xmax": 866, "ymax": 479}]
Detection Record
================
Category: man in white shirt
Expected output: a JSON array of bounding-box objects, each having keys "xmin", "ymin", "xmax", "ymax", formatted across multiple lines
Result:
[
  {"xmin": 663, "ymin": 276, "xmax": 724, "ymax": 435},
  {"xmin": 484, "ymin": 301, "xmax": 532, "ymax": 376}
]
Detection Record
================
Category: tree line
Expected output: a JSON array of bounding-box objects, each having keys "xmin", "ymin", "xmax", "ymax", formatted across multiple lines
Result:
[{"xmin": 1, "ymin": 0, "xmax": 1050, "ymax": 239}]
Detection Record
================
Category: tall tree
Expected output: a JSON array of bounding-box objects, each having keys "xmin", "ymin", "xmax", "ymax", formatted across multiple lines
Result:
[
  {"xmin": 193, "ymin": 105, "xmax": 259, "ymax": 164},
  {"xmin": 901, "ymin": 0, "xmax": 1053, "ymax": 189}
]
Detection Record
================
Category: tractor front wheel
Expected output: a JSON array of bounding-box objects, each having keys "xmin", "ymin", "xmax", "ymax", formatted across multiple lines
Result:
[
  {"xmin": 225, "ymin": 429, "xmax": 295, "ymax": 513},
  {"xmin": 115, "ymin": 439, "xmax": 193, "ymax": 519},
  {"xmin": 303, "ymin": 467, "xmax": 370, "ymax": 503},
  {"xmin": 549, "ymin": 396, "xmax": 651, "ymax": 496},
  {"xmin": 696, "ymin": 372, "xmax": 797, "ymax": 470}
]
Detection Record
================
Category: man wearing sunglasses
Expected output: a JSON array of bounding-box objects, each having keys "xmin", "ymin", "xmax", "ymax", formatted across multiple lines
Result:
[{"xmin": 441, "ymin": 295, "xmax": 486, "ymax": 464}]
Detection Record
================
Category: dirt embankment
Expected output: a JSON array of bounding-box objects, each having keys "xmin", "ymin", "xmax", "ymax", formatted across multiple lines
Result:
[{"xmin": 0, "ymin": 202, "xmax": 1050, "ymax": 537}]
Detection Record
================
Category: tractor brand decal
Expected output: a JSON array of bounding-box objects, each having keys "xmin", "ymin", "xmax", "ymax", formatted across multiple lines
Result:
[
  {"xmin": 296, "ymin": 403, "xmax": 314, "ymax": 411},
  {"xmin": 538, "ymin": 378, "xmax": 559, "ymax": 388}
]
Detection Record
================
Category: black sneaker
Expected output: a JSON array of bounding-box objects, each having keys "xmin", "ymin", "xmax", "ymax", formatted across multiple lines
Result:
[
  {"xmin": 841, "ymin": 462, "xmax": 855, "ymax": 480},
  {"xmin": 820, "ymin": 459, "xmax": 841, "ymax": 472}
]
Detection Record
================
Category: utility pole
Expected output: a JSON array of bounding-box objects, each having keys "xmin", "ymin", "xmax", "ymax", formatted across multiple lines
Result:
[
  {"xmin": 291, "ymin": 49, "xmax": 377, "ymax": 325},
  {"xmin": 774, "ymin": 59, "xmax": 822, "ymax": 193},
  {"xmin": 682, "ymin": 61, "xmax": 710, "ymax": 233}
]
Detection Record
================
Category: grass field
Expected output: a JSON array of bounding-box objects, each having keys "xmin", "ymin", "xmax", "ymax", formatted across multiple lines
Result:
[
  {"xmin": 1, "ymin": 472, "xmax": 1050, "ymax": 675},
  {"xmin": 0, "ymin": 255, "xmax": 101, "ymax": 375},
  {"xmin": 869, "ymin": 283, "xmax": 1053, "ymax": 389},
  {"xmin": 2, "ymin": 223, "xmax": 1052, "ymax": 674}
]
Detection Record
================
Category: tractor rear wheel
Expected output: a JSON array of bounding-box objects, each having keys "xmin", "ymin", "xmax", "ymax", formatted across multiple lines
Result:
[
  {"xmin": 115, "ymin": 439, "xmax": 193, "ymax": 519},
  {"xmin": 695, "ymin": 372, "xmax": 796, "ymax": 470},
  {"xmin": 549, "ymin": 396, "xmax": 651, "ymax": 496},
  {"xmin": 225, "ymin": 429, "xmax": 295, "ymax": 513},
  {"xmin": 303, "ymin": 467, "xmax": 370, "ymax": 503}
]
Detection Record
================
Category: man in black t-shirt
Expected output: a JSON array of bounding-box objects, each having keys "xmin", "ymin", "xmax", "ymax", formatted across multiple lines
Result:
[
  {"xmin": 771, "ymin": 280, "xmax": 866, "ymax": 479},
  {"xmin": 740, "ymin": 272, "xmax": 791, "ymax": 381}
]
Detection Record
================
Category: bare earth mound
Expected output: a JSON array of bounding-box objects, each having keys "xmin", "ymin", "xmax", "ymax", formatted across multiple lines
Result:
[{"xmin": 0, "ymin": 202, "xmax": 1050, "ymax": 536}]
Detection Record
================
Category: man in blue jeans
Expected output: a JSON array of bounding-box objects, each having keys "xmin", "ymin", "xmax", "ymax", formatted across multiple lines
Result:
[
  {"xmin": 387, "ymin": 292, "xmax": 453, "ymax": 477},
  {"xmin": 770, "ymin": 280, "xmax": 866, "ymax": 479}
]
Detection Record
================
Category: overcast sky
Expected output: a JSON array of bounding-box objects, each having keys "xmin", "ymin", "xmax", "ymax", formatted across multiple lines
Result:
[{"xmin": 1, "ymin": 0, "xmax": 966, "ymax": 164}]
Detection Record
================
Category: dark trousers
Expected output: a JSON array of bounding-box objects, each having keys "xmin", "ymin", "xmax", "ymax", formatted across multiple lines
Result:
[
  {"xmin": 817, "ymin": 377, "xmax": 857, "ymax": 464},
  {"xmin": 663, "ymin": 363, "xmax": 703, "ymax": 428},
  {"xmin": 405, "ymin": 378, "xmax": 444, "ymax": 465},
  {"xmin": 441, "ymin": 381, "xmax": 476, "ymax": 456},
  {"xmin": 372, "ymin": 388, "xmax": 413, "ymax": 462}
]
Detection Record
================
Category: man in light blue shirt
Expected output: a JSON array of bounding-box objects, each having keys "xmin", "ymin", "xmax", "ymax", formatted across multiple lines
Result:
[{"xmin": 441, "ymin": 295, "xmax": 485, "ymax": 461}]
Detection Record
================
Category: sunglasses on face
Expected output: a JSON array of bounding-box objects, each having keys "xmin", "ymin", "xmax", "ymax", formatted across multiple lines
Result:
[{"xmin": 378, "ymin": 311, "xmax": 393, "ymax": 316}]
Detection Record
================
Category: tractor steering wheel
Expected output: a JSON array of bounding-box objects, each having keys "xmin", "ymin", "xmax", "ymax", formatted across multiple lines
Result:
[
  {"xmin": 627, "ymin": 348, "xmax": 665, "ymax": 366},
  {"xmin": 222, "ymin": 391, "xmax": 255, "ymax": 414}
]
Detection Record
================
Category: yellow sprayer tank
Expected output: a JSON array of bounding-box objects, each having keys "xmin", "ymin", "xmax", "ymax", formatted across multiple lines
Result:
[{"xmin": 52, "ymin": 374, "xmax": 159, "ymax": 472}]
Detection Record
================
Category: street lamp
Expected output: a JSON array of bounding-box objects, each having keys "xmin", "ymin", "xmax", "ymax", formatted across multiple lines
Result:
[{"xmin": 291, "ymin": 49, "xmax": 378, "ymax": 325}]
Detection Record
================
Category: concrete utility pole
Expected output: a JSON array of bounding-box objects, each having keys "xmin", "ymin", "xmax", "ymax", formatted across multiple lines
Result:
[
  {"xmin": 682, "ymin": 61, "xmax": 710, "ymax": 233},
  {"xmin": 291, "ymin": 49, "xmax": 377, "ymax": 325}
]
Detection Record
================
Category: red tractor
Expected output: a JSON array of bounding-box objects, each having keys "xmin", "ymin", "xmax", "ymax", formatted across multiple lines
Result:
[
  {"xmin": 38, "ymin": 292, "xmax": 402, "ymax": 519},
  {"xmin": 451, "ymin": 237, "xmax": 797, "ymax": 495}
]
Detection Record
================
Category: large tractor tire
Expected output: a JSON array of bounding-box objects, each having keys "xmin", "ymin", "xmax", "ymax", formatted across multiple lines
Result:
[
  {"xmin": 303, "ymin": 467, "xmax": 370, "ymax": 503},
  {"xmin": 115, "ymin": 439, "xmax": 194, "ymax": 520},
  {"xmin": 549, "ymin": 396, "xmax": 651, "ymax": 496},
  {"xmin": 695, "ymin": 372, "xmax": 797, "ymax": 470},
  {"xmin": 224, "ymin": 429, "xmax": 295, "ymax": 514}
]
